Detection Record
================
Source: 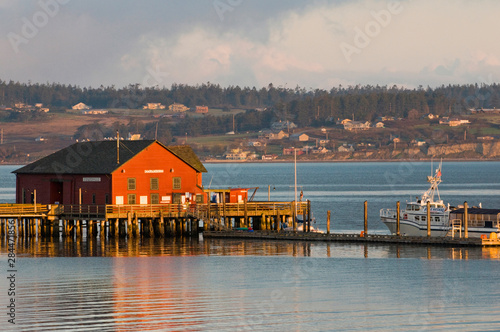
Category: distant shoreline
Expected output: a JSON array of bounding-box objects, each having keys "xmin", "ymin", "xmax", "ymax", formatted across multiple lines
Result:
[
  {"xmin": 1, "ymin": 158, "xmax": 499, "ymax": 167},
  {"xmin": 203, "ymin": 158, "xmax": 500, "ymax": 164}
]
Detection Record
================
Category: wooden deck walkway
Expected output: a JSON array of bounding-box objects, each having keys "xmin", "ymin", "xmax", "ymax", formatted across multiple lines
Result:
[{"xmin": 0, "ymin": 201, "xmax": 310, "ymax": 239}]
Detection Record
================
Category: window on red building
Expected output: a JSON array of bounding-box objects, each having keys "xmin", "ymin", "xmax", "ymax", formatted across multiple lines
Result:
[
  {"xmin": 128, "ymin": 194, "xmax": 136, "ymax": 204},
  {"xmin": 150, "ymin": 178, "xmax": 159, "ymax": 190},
  {"xmin": 173, "ymin": 177, "xmax": 181, "ymax": 190},
  {"xmin": 151, "ymin": 193, "xmax": 159, "ymax": 204},
  {"xmin": 128, "ymin": 178, "xmax": 136, "ymax": 190}
]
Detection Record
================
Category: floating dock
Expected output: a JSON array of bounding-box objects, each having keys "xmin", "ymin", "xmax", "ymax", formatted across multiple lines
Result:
[{"xmin": 203, "ymin": 230, "xmax": 500, "ymax": 247}]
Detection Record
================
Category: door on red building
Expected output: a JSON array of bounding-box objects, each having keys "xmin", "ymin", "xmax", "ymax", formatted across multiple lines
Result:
[{"xmin": 50, "ymin": 181, "xmax": 64, "ymax": 204}]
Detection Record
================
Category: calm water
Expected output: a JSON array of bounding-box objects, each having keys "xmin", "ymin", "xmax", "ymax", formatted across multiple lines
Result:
[{"xmin": 1, "ymin": 162, "xmax": 500, "ymax": 331}]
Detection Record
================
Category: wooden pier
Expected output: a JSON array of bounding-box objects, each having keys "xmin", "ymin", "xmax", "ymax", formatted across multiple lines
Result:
[{"xmin": 0, "ymin": 201, "xmax": 309, "ymax": 239}]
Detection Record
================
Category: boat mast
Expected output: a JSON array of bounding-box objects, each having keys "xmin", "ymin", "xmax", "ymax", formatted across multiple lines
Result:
[{"xmin": 422, "ymin": 160, "xmax": 442, "ymax": 203}]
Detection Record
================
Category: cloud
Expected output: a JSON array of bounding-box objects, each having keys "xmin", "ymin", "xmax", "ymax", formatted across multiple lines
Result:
[{"xmin": 1, "ymin": 0, "xmax": 500, "ymax": 89}]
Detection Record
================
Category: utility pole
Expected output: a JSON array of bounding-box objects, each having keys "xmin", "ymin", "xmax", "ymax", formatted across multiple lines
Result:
[{"xmin": 116, "ymin": 131, "xmax": 120, "ymax": 164}]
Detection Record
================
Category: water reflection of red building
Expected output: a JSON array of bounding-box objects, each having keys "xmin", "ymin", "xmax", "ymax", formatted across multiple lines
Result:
[{"xmin": 111, "ymin": 257, "xmax": 206, "ymax": 330}]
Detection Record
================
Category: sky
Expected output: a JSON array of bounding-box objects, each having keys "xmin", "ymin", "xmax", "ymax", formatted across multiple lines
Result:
[{"xmin": 1, "ymin": 0, "xmax": 499, "ymax": 90}]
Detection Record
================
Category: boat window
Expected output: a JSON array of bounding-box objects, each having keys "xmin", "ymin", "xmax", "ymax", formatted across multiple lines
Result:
[
  {"xmin": 415, "ymin": 216, "xmax": 420, "ymax": 221},
  {"xmin": 435, "ymin": 217, "xmax": 440, "ymax": 222},
  {"xmin": 421, "ymin": 216, "xmax": 426, "ymax": 221},
  {"xmin": 414, "ymin": 206, "xmax": 420, "ymax": 211}
]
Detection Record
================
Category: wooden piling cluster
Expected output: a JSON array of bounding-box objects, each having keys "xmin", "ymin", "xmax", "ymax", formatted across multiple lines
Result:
[{"xmin": 0, "ymin": 200, "xmax": 310, "ymax": 239}]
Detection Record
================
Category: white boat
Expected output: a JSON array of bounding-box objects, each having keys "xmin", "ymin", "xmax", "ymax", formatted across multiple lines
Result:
[{"xmin": 380, "ymin": 164, "xmax": 500, "ymax": 238}]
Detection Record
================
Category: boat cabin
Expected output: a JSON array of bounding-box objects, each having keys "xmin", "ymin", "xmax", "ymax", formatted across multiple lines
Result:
[
  {"xmin": 406, "ymin": 202, "xmax": 446, "ymax": 212},
  {"xmin": 450, "ymin": 208, "xmax": 500, "ymax": 229}
]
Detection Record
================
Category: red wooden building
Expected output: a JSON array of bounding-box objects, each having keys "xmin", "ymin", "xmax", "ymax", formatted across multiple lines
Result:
[{"xmin": 13, "ymin": 140, "xmax": 207, "ymax": 205}]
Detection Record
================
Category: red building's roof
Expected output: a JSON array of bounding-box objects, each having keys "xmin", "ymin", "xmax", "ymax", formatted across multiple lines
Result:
[{"xmin": 13, "ymin": 140, "xmax": 207, "ymax": 175}]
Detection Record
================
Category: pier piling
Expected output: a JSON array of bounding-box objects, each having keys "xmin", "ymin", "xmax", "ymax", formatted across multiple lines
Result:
[
  {"xmin": 464, "ymin": 201, "xmax": 468, "ymax": 239},
  {"xmin": 364, "ymin": 201, "xmax": 368, "ymax": 236},
  {"xmin": 327, "ymin": 210, "xmax": 331, "ymax": 235},
  {"xmin": 427, "ymin": 201, "xmax": 431, "ymax": 237},
  {"xmin": 396, "ymin": 201, "xmax": 400, "ymax": 236}
]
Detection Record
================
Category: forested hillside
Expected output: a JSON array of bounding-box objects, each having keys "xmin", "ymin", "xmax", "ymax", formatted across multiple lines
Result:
[{"xmin": 1, "ymin": 80, "xmax": 500, "ymax": 137}]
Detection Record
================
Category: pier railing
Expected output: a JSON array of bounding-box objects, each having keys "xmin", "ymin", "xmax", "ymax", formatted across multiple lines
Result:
[
  {"xmin": 60, "ymin": 205, "xmax": 107, "ymax": 219},
  {"xmin": 0, "ymin": 203, "xmax": 49, "ymax": 216},
  {"xmin": 0, "ymin": 201, "xmax": 309, "ymax": 221},
  {"xmin": 106, "ymin": 204, "xmax": 189, "ymax": 219}
]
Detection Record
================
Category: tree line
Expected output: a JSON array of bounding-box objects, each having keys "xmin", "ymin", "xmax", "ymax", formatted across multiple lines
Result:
[{"xmin": 2, "ymin": 79, "xmax": 500, "ymax": 137}]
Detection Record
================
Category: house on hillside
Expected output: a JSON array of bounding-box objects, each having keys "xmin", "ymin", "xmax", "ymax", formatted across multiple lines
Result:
[
  {"xmin": 439, "ymin": 118, "xmax": 470, "ymax": 126},
  {"xmin": 168, "ymin": 103, "xmax": 189, "ymax": 113},
  {"xmin": 260, "ymin": 130, "xmax": 289, "ymax": 140},
  {"xmin": 261, "ymin": 154, "xmax": 278, "ymax": 160},
  {"xmin": 224, "ymin": 148, "xmax": 249, "ymax": 160},
  {"xmin": 343, "ymin": 121, "xmax": 371, "ymax": 131},
  {"xmin": 143, "ymin": 103, "xmax": 166, "ymax": 110},
  {"xmin": 72, "ymin": 102, "xmax": 91, "ymax": 110},
  {"xmin": 127, "ymin": 133, "xmax": 141, "ymax": 140},
  {"xmin": 338, "ymin": 144, "xmax": 354, "ymax": 152},
  {"xmin": 271, "ymin": 121, "xmax": 297, "ymax": 131},
  {"xmin": 290, "ymin": 133, "xmax": 309, "ymax": 142},
  {"xmin": 13, "ymin": 140, "xmax": 207, "ymax": 205},
  {"xmin": 195, "ymin": 106, "xmax": 209, "ymax": 113}
]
